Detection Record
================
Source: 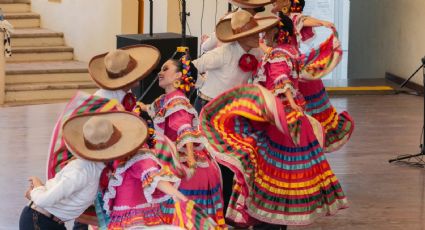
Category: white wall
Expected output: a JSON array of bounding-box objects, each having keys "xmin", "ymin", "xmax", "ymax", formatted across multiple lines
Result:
[
  {"xmin": 31, "ymin": 0, "xmax": 137, "ymax": 62},
  {"xmin": 143, "ymin": 0, "xmax": 168, "ymax": 34}
]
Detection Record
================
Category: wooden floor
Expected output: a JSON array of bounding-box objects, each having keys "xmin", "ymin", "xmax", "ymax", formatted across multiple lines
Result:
[{"xmin": 1, "ymin": 94, "xmax": 425, "ymax": 230}]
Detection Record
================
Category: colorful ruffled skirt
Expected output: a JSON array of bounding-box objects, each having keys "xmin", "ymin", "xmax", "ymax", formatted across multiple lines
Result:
[
  {"xmin": 199, "ymin": 84, "xmax": 348, "ymax": 226},
  {"xmin": 108, "ymin": 204, "xmax": 166, "ymax": 229},
  {"xmin": 154, "ymin": 135, "xmax": 226, "ymax": 229},
  {"xmin": 298, "ymin": 79, "xmax": 354, "ymax": 152},
  {"xmin": 297, "ymin": 27, "xmax": 354, "ymax": 153}
]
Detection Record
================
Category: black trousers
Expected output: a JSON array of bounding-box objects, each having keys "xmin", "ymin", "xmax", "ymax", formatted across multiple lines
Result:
[
  {"xmin": 218, "ymin": 163, "xmax": 235, "ymax": 215},
  {"xmin": 194, "ymin": 95, "xmax": 210, "ymax": 114},
  {"xmin": 72, "ymin": 221, "xmax": 88, "ymax": 230},
  {"xmin": 19, "ymin": 206, "xmax": 66, "ymax": 230}
]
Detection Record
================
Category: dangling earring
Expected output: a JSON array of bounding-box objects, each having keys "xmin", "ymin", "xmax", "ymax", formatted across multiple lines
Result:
[
  {"xmin": 282, "ymin": 6, "xmax": 289, "ymax": 14},
  {"xmin": 173, "ymin": 80, "xmax": 181, "ymax": 89}
]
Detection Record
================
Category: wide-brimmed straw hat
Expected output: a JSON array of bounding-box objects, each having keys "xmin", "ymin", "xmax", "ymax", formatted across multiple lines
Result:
[
  {"xmin": 228, "ymin": 0, "xmax": 275, "ymax": 8},
  {"xmin": 62, "ymin": 111, "xmax": 148, "ymax": 162},
  {"xmin": 89, "ymin": 45, "xmax": 160, "ymax": 90},
  {"xmin": 216, "ymin": 10, "xmax": 279, "ymax": 42}
]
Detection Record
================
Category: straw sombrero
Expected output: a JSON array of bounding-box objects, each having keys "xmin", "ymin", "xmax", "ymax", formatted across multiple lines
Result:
[
  {"xmin": 216, "ymin": 10, "xmax": 279, "ymax": 42},
  {"xmin": 89, "ymin": 45, "xmax": 160, "ymax": 90},
  {"xmin": 62, "ymin": 111, "xmax": 148, "ymax": 162},
  {"xmin": 229, "ymin": 0, "xmax": 276, "ymax": 8}
]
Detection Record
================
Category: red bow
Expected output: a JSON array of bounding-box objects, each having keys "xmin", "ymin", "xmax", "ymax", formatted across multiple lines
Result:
[{"xmin": 238, "ymin": 53, "xmax": 259, "ymax": 73}]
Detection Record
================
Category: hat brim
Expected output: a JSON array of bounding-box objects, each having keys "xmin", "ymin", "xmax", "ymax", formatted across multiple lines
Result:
[
  {"xmin": 229, "ymin": 0, "xmax": 275, "ymax": 8},
  {"xmin": 62, "ymin": 111, "xmax": 148, "ymax": 162},
  {"xmin": 89, "ymin": 45, "xmax": 160, "ymax": 90},
  {"xmin": 216, "ymin": 16, "xmax": 279, "ymax": 42}
]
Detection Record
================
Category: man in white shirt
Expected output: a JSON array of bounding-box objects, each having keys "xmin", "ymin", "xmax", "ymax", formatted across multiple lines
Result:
[
  {"xmin": 193, "ymin": 10, "xmax": 278, "ymax": 113},
  {"xmin": 20, "ymin": 111, "xmax": 150, "ymax": 230},
  {"xmin": 191, "ymin": 7, "xmax": 279, "ymax": 227}
]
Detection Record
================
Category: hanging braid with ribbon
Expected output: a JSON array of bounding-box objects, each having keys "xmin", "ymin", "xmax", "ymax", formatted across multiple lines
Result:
[
  {"xmin": 171, "ymin": 47, "xmax": 198, "ymax": 94},
  {"xmin": 275, "ymin": 12, "xmax": 295, "ymax": 45}
]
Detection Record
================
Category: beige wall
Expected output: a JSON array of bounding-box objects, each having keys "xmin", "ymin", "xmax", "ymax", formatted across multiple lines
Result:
[
  {"xmin": 167, "ymin": 0, "xmax": 181, "ymax": 33},
  {"xmin": 349, "ymin": 0, "xmax": 425, "ymax": 85},
  {"xmin": 383, "ymin": 0, "xmax": 425, "ymax": 86},
  {"xmin": 31, "ymin": 0, "xmax": 138, "ymax": 62}
]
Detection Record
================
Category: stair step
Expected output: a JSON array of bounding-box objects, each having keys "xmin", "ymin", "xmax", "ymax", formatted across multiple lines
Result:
[
  {"xmin": 0, "ymin": 0, "xmax": 30, "ymax": 3},
  {"xmin": 0, "ymin": 3, "xmax": 31, "ymax": 13},
  {"xmin": 4, "ymin": 12, "xmax": 39, "ymax": 19},
  {"xmin": 5, "ymin": 61, "xmax": 90, "ymax": 84},
  {"xmin": 11, "ymin": 28, "xmax": 63, "ymax": 38},
  {"xmin": 5, "ymin": 88, "xmax": 98, "ymax": 103},
  {"xmin": 11, "ymin": 28, "xmax": 64, "ymax": 47},
  {"xmin": 6, "ymin": 81, "xmax": 97, "ymax": 91},
  {"xmin": 4, "ymin": 12, "xmax": 40, "ymax": 28},
  {"xmin": 13, "ymin": 46, "xmax": 73, "ymax": 53},
  {"xmin": 7, "ymin": 46, "xmax": 74, "ymax": 62},
  {"xmin": 6, "ymin": 61, "xmax": 87, "ymax": 74},
  {"xmin": 4, "ymin": 99, "xmax": 72, "ymax": 106}
]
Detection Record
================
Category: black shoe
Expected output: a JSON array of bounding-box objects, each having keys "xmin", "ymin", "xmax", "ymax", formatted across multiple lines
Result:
[{"xmin": 253, "ymin": 222, "xmax": 287, "ymax": 230}]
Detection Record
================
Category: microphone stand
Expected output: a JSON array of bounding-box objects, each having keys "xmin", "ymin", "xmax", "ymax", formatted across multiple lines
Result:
[{"xmin": 389, "ymin": 56, "xmax": 425, "ymax": 167}]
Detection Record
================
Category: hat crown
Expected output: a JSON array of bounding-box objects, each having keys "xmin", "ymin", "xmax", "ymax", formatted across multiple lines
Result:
[
  {"xmin": 104, "ymin": 50, "xmax": 131, "ymax": 74},
  {"xmin": 231, "ymin": 10, "xmax": 253, "ymax": 30},
  {"xmin": 83, "ymin": 117, "xmax": 114, "ymax": 145}
]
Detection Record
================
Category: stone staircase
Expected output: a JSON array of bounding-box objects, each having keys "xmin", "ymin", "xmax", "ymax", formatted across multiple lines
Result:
[{"xmin": 1, "ymin": 0, "xmax": 98, "ymax": 105}]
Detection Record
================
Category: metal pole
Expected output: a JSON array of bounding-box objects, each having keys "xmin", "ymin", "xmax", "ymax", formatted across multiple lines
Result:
[
  {"xmin": 182, "ymin": 0, "xmax": 186, "ymax": 46},
  {"xmin": 149, "ymin": 0, "xmax": 153, "ymax": 36}
]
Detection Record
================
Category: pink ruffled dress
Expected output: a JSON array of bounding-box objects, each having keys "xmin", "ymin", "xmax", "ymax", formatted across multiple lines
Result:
[
  {"xmin": 103, "ymin": 151, "xmax": 181, "ymax": 229},
  {"xmin": 147, "ymin": 90, "xmax": 226, "ymax": 228}
]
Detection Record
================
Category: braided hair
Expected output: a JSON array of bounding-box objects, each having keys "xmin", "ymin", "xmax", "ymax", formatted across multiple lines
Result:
[
  {"xmin": 275, "ymin": 12, "xmax": 295, "ymax": 45},
  {"xmin": 170, "ymin": 48, "xmax": 198, "ymax": 93}
]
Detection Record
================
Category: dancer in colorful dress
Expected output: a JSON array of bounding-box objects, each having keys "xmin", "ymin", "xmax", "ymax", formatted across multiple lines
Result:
[
  {"xmin": 138, "ymin": 49, "xmax": 226, "ymax": 229},
  {"xmin": 199, "ymin": 84, "xmax": 348, "ymax": 229},
  {"xmin": 271, "ymin": 0, "xmax": 354, "ymax": 152},
  {"xmin": 199, "ymin": 14, "xmax": 348, "ymax": 229}
]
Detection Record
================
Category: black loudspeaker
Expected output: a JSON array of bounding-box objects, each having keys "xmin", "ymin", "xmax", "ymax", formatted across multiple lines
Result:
[{"xmin": 116, "ymin": 32, "xmax": 198, "ymax": 103}]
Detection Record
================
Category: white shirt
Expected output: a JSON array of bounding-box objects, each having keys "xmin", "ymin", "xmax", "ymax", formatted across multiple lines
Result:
[
  {"xmin": 31, "ymin": 159, "xmax": 105, "ymax": 221},
  {"xmin": 193, "ymin": 42, "xmax": 263, "ymax": 99},
  {"xmin": 201, "ymin": 32, "xmax": 220, "ymax": 54},
  {"xmin": 94, "ymin": 89, "xmax": 127, "ymax": 103}
]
